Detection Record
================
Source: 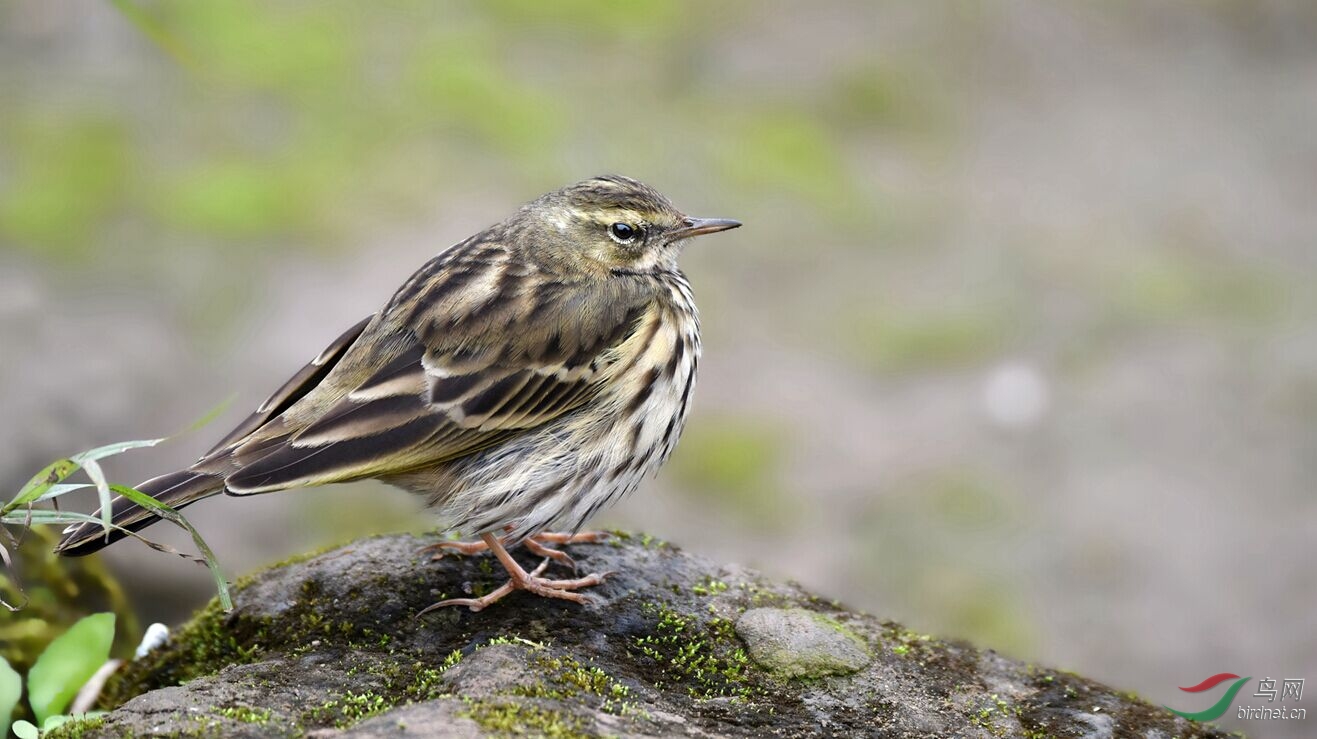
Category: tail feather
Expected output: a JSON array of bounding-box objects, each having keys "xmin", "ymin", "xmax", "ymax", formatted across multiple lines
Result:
[{"xmin": 55, "ymin": 469, "xmax": 224, "ymax": 557}]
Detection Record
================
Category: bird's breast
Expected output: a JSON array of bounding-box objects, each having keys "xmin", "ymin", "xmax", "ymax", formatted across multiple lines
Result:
[{"xmin": 587, "ymin": 276, "xmax": 700, "ymax": 476}]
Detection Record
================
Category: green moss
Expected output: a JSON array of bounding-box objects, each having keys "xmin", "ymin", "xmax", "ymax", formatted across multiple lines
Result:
[
  {"xmin": 101, "ymin": 550, "xmax": 460, "ymax": 710},
  {"xmin": 692, "ymin": 577, "xmax": 729, "ymax": 597},
  {"xmin": 101, "ymin": 548, "xmax": 360, "ymax": 707},
  {"xmin": 44, "ymin": 716, "xmax": 107, "ymax": 739},
  {"xmin": 630, "ymin": 603, "xmax": 754, "ymax": 701},
  {"xmin": 884, "ymin": 624, "xmax": 935, "ymax": 659},
  {"xmin": 968, "ymin": 693, "xmax": 1016, "ymax": 738},
  {"xmin": 441, "ymin": 648, "xmax": 464, "ymax": 670},
  {"xmin": 303, "ymin": 691, "xmax": 388, "ymax": 729},
  {"xmin": 101, "ymin": 597, "xmax": 263, "ymax": 707},
  {"xmin": 297, "ymin": 647, "xmax": 463, "ymax": 731},
  {"xmin": 735, "ymin": 581, "xmax": 791, "ymax": 609},
  {"xmin": 461, "ymin": 699, "xmax": 588, "ymax": 739},
  {"xmin": 480, "ymin": 635, "xmax": 547, "ymax": 650},
  {"xmin": 217, "ymin": 705, "xmax": 271, "ymax": 724},
  {"xmin": 514, "ymin": 654, "xmax": 636, "ymax": 716}
]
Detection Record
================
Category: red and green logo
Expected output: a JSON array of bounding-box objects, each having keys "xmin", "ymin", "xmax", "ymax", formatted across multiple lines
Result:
[{"xmin": 1166, "ymin": 673, "xmax": 1251, "ymax": 721}]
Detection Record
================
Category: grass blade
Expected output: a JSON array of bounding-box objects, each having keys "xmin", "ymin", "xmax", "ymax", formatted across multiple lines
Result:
[
  {"xmin": 69, "ymin": 438, "xmax": 164, "ymax": 465},
  {"xmin": 3, "ymin": 459, "xmax": 78, "ymax": 516},
  {"xmin": 31, "ymin": 484, "xmax": 92, "ymax": 505},
  {"xmin": 80, "ymin": 459, "xmax": 115, "ymax": 545},
  {"xmin": 109, "ymin": 485, "xmax": 231, "ymax": 611}
]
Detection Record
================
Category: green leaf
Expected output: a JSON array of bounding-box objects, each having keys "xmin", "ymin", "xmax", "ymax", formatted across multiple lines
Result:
[
  {"xmin": 31, "ymin": 483, "xmax": 93, "ymax": 504},
  {"xmin": 0, "ymin": 656, "xmax": 20, "ymax": 738},
  {"xmin": 2, "ymin": 510, "xmax": 137, "ymax": 529},
  {"xmin": 6, "ymin": 437, "xmax": 160, "ymax": 517},
  {"xmin": 12, "ymin": 719, "xmax": 38, "ymax": 739},
  {"xmin": 68, "ymin": 438, "xmax": 164, "ymax": 465},
  {"xmin": 80, "ymin": 459, "xmax": 115, "ymax": 547},
  {"xmin": 111, "ymin": 485, "xmax": 231, "ymax": 611},
  {"xmin": 27, "ymin": 613, "xmax": 115, "ymax": 724},
  {"xmin": 3, "ymin": 459, "xmax": 78, "ymax": 516}
]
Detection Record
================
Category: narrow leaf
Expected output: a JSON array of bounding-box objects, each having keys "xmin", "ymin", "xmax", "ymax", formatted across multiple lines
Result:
[
  {"xmin": 4, "ymin": 459, "xmax": 78, "ymax": 516},
  {"xmin": 0, "ymin": 656, "xmax": 20, "ymax": 738},
  {"xmin": 27, "ymin": 613, "xmax": 116, "ymax": 724},
  {"xmin": 0, "ymin": 511, "xmax": 208, "ymax": 564},
  {"xmin": 111, "ymin": 485, "xmax": 231, "ymax": 611},
  {"xmin": 31, "ymin": 483, "xmax": 93, "ymax": 504},
  {"xmin": 69, "ymin": 437, "xmax": 164, "ymax": 465},
  {"xmin": 80, "ymin": 459, "xmax": 115, "ymax": 544}
]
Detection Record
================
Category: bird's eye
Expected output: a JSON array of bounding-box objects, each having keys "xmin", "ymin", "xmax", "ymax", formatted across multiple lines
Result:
[{"xmin": 608, "ymin": 222, "xmax": 639, "ymax": 244}]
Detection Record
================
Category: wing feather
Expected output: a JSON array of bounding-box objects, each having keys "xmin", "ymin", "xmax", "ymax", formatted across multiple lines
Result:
[
  {"xmin": 204, "ymin": 315, "xmax": 373, "ymax": 455},
  {"xmin": 222, "ymin": 242, "xmax": 656, "ymax": 495}
]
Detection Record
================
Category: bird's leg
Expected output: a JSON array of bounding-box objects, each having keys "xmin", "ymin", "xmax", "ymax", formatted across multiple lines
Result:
[
  {"xmin": 523, "ymin": 537, "xmax": 577, "ymax": 569},
  {"xmin": 521, "ymin": 531, "xmax": 610, "ymax": 570},
  {"xmin": 422, "ymin": 533, "xmax": 613, "ymax": 612},
  {"xmin": 420, "ymin": 529, "xmax": 609, "ymax": 569},
  {"xmin": 529, "ymin": 530, "xmax": 610, "ymax": 545},
  {"xmin": 419, "ymin": 539, "xmax": 488, "ymax": 557}
]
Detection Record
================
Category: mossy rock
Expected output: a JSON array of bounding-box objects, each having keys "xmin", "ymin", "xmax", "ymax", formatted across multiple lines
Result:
[{"xmin": 56, "ymin": 533, "xmax": 1234, "ymax": 738}]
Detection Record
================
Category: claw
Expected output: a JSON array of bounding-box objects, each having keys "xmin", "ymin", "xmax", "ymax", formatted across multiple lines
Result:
[
  {"xmin": 524, "ymin": 538, "xmax": 576, "ymax": 570},
  {"xmin": 418, "ymin": 534, "xmax": 611, "ymax": 613},
  {"xmin": 419, "ymin": 529, "xmax": 607, "ymax": 567},
  {"xmin": 418, "ymin": 539, "xmax": 489, "ymax": 561}
]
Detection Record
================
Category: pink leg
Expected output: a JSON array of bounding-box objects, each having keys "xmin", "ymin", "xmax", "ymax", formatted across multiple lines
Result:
[
  {"xmin": 420, "ymin": 529, "xmax": 610, "ymax": 568},
  {"xmin": 419, "ymin": 533, "xmax": 614, "ymax": 613}
]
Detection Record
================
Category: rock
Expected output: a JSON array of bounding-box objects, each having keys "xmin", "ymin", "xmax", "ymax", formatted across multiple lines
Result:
[
  {"xmin": 735, "ymin": 607, "xmax": 870, "ymax": 678},
  {"xmin": 52, "ymin": 532, "xmax": 1234, "ymax": 738}
]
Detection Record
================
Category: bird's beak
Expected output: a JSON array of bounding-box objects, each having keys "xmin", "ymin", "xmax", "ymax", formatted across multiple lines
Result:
[{"xmin": 670, "ymin": 216, "xmax": 742, "ymax": 240}]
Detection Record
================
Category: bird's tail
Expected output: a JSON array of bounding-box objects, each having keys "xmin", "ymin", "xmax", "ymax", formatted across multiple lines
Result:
[{"xmin": 55, "ymin": 469, "xmax": 225, "ymax": 557}]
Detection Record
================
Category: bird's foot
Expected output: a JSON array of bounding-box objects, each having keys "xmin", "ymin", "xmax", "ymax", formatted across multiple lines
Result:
[
  {"xmin": 419, "ymin": 559, "xmax": 614, "ymax": 613},
  {"xmin": 419, "ymin": 529, "xmax": 609, "ymax": 570},
  {"xmin": 417, "ymin": 532, "xmax": 613, "ymax": 613}
]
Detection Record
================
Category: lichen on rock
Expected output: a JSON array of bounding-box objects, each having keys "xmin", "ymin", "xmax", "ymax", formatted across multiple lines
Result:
[
  {"xmin": 735, "ymin": 607, "xmax": 871, "ymax": 679},
  {"xmin": 52, "ymin": 532, "xmax": 1235, "ymax": 738}
]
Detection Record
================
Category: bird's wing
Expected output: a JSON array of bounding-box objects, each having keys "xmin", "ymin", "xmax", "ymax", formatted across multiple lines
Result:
[
  {"xmin": 203, "ymin": 315, "xmax": 374, "ymax": 456},
  {"xmin": 222, "ymin": 245, "xmax": 656, "ymax": 495}
]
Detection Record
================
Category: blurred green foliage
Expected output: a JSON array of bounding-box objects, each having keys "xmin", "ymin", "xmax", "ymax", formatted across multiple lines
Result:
[
  {"xmin": 853, "ymin": 306, "xmax": 1015, "ymax": 374},
  {"xmin": 1109, "ymin": 252, "xmax": 1283, "ymax": 326},
  {"xmin": 0, "ymin": 529, "xmax": 138, "ymax": 725},
  {"xmin": 0, "ymin": 117, "xmax": 130, "ymax": 255},
  {"xmin": 1, "ymin": 0, "xmax": 882, "ymax": 269},
  {"xmin": 668, "ymin": 417, "xmax": 795, "ymax": 529},
  {"xmin": 718, "ymin": 113, "xmax": 856, "ymax": 215},
  {"xmin": 855, "ymin": 470, "xmax": 1034, "ymax": 656},
  {"xmin": 25, "ymin": 612, "xmax": 114, "ymax": 726},
  {"xmin": 2, "ymin": 612, "xmax": 114, "ymax": 736}
]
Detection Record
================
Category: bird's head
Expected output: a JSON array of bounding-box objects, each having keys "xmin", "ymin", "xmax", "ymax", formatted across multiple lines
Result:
[{"xmin": 514, "ymin": 175, "xmax": 740, "ymax": 275}]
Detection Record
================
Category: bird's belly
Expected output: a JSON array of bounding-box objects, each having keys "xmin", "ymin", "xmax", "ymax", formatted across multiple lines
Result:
[{"xmin": 419, "ymin": 319, "xmax": 699, "ymax": 538}]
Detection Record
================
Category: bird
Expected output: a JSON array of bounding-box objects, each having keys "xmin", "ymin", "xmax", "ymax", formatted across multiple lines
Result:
[{"xmin": 55, "ymin": 175, "xmax": 740, "ymax": 611}]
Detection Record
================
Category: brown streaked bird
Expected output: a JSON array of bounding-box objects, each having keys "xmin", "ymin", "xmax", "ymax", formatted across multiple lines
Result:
[{"xmin": 56, "ymin": 175, "xmax": 739, "ymax": 611}]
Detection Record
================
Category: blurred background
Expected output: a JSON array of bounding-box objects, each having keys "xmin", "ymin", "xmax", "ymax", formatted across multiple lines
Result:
[{"xmin": 2, "ymin": 1, "xmax": 1315, "ymax": 735}]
